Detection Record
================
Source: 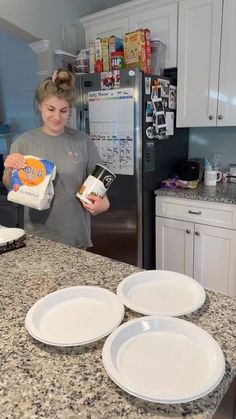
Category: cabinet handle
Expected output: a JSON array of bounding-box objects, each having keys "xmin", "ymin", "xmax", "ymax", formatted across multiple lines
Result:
[
  {"xmin": 195, "ymin": 231, "xmax": 200, "ymax": 236},
  {"xmin": 188, "ymin": 210, "xmax": 202, "ymax": 215},
  {"xmin": 218, "ymin": 114, "xmax": 223, "ymax": 120},
  {"xmin": 186, "ymin": 229, "xmax": 191, "ymax": 234},
  {"xmin": 209, "ymin": 115, "xmax": 214, "ymax": 120}
]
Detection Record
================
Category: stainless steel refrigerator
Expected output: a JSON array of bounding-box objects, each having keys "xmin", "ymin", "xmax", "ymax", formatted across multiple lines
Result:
[{"xmin": 75, "ymin": 68, "xmax": 189, "ymax": 269}]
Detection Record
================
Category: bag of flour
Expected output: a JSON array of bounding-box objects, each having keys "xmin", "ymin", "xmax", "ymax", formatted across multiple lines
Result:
[{"xmin": 7, "ymin": 155, "xmax": 56, "ymax": 210}]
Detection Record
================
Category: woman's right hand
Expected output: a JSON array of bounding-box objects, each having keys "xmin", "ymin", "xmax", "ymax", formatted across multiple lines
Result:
[{"xmin": 4, "ymin": 153, "xmax": 26, "ymax": 170}]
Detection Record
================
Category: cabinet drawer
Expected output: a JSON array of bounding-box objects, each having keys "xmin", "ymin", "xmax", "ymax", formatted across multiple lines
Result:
[{"xmin": 156, "ymin": 196, "xmax": 236, "ymax": 230}]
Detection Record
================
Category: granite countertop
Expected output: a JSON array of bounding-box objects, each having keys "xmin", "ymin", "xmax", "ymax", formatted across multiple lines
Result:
[
  {"xmin": 1, "ymin": 236, "xmax": 235, "ymax": 419},
  {"xmin": 155, "ymin": 182, "xmax": 236, "ymax": 205}
]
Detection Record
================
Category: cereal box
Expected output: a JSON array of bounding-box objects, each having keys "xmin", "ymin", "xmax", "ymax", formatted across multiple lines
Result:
[
  {"xmin": 89, "ymin": 41, "xmax": 95, "ymax": 73},
  {"xmin": 108, "ymin": 36, "xmax": 123, "ymax": 69},
  {"xmin": 144, "ymin": 29, "xmax": 152, "ymax": 74},
  {"xmin": 101, "ymin": 38, "xmax": 109, "ymax": 72},
  {"xmin": 95, "ymin": 38, "xmax": 103, "ymax": 72},
  {"xmin": 123, "ymin": 29, "xmax": 151, "ymax": 73}
]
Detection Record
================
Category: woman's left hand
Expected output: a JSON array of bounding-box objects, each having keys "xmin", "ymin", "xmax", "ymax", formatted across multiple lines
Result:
[{"xmin": 81, "ymin": 194, "xmax": 110, "ymax": 216}]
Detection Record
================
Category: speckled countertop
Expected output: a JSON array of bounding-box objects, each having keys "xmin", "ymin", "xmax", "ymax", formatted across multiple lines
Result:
[
  {"xmin": 155, "ymin": 182, "xmax": 236, "ymax": 205},
  {"xmin": 1, "ymin": 236, "xmax": 235, "ymax": 419}
]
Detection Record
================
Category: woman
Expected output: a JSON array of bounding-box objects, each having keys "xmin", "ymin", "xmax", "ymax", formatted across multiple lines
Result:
[{"xmin": 3, "ymin": 69, "xmax": 110, "ymax": 248}]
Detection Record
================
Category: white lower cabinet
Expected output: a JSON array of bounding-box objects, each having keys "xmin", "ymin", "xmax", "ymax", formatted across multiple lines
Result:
[
  {"xmin": 156, "ymin": 217, "xmax": 194, "ymax": 276},
  {"xmin": 156, "ymin": 196, "xmax": 236, "ymax": 297}
]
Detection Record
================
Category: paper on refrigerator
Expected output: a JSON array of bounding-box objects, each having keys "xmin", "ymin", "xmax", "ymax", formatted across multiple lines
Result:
[{"xmin": 88, "ymin": 88, "xmax": 134, "ymax": 175}]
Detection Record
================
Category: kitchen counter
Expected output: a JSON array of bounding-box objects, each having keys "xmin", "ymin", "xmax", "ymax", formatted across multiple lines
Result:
[
  {"xmin": 155, "ymin": 182, "xmax": 236, "ymax": 205},
  {"xmin": 1, "ymin": 236, "xmax": 235, "ymax": 419}
]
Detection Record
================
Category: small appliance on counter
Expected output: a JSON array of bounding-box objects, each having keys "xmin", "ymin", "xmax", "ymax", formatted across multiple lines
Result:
[
  {"xmin": 227, "ymin": 164, "xmax": 236, "ymax": 183},
  {"xmin": 180, "ymin": 158, "xmax": 205, "ymax": 181}
]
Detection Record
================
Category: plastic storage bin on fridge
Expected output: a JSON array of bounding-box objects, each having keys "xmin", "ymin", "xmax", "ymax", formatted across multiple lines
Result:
[
  {"xmin": 54, "ymin": 50, "xmax": 76, "ymax": 71},
  {"xmin": 151, "ymin": 39, "xmax": 166, "ymax": 76}
]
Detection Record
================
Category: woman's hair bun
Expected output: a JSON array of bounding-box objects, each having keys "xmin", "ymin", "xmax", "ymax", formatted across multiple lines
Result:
[
  {"xmin": 35, "ymin": 68, "xmax": 77, "ymax": 108},
  {"xmin": 52, "ymin": 68, "xmax": 75, "ymax": 91}
]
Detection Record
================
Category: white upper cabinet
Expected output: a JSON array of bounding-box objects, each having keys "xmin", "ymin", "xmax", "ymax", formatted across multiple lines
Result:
[
  {"xmin": 80, "ymin": 0, "xmax": 178, "ymax": 70},
  {"xmin": 129, "ymin": 3, "xmax": 178, "ymax": 68},
  {"xmin": 177, "ymin": 0, "xmax": 236, "ymax": 127},
  {"xmin": 217, "ymin": 0, "xmax": 236, "ymax": 126},
  {"xmin": 82, "ymin": 16, "xmax": 129, "ymax": 44}
]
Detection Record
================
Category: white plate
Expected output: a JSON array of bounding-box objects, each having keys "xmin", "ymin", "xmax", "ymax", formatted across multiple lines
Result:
[
  {"xmin": 25, "ymin": 286, "xmax": 124, "ymax": 346},
  {"xmin": 117, "ymin": 270, "xmax": 206, "ymax": 316},
  {"xmin": 102, "ymin": 316, "xmax": 225, "ymax": 403},
  {"xmin": 0, "ymin": 227, "xmax": 25, "ymax": 246}
]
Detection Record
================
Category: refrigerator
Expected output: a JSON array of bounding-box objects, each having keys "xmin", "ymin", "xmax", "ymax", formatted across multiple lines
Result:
[{"xmin": 75, "ymin": 68, "xmax": 189, "ymax": 269}]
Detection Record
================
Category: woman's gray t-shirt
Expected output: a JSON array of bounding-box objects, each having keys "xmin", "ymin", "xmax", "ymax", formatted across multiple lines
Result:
[{"xmin": 10, "ymin": 128, "xmax": 101, "ymax": 247}]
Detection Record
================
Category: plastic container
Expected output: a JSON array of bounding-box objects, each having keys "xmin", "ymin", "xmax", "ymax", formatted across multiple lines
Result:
[
  {"xmin": 54, "ymin": 50, "xmax": 76, "ymax": 71},
  {"xmin": 75, "ymin": 49, "xmax": 89, "ymax": 74},
  {"xmin": 76, "ymin": 164, "xmax": 116, "ymax": 204},
  {"xmin": 111, "ymin": 51, "xmax": 125, "ymax": 70},
  {"xmin": 61, "ymin": 24, "xmax": 78, "ymax": 54},
  {"xmin": 228, "ymin": 164, "xmax": 236, "ymax": 183},
  {"xmin": 151, "ymin": 39, "xmax": 167, "ymax": 76}
]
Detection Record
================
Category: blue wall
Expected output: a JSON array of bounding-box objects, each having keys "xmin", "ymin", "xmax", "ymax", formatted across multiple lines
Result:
[
  {"xmin": 189, "ymin": 127, "xmax": 236, "ymax": 170},
  {"xmin": 0, "ymin": 29, "xmax": 40, "ymax": 155}
]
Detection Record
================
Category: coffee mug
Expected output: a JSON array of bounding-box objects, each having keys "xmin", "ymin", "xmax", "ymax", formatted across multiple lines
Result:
[
  {"xmin": 204, "ymin": 170, "xmax": 222, "ymax": 186},
  {"xmin": 76, "ymin": 164, "xmax": 116, "ymax": 204}
]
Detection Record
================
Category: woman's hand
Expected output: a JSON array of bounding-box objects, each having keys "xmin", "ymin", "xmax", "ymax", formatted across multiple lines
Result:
[
  {"xmin": 4, "ymin": 153, "xmax": 26, "ymax": 170},
  {"xmin": 81, "ymin": 194, "xmax": 110, "ymax": 216},
  {"xmin": 3, "ymin": 153, "xmax": 26, "ymax": 189}
]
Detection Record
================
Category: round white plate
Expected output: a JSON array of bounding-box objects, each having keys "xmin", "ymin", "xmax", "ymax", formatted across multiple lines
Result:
[
  {"xmin": 0, "ymin": 227, "xmax": 25, "ymax": 246},
  {"xmin": 117, "ymin": 270, "xmax": 206, "ymax": 316},
  {"xmin": 102, "ymin": 316, "xmax": 225, "ymax": 403},
  {"xmin": 25, "ymin": 286, "xmax": 124, "ymax": 346}
]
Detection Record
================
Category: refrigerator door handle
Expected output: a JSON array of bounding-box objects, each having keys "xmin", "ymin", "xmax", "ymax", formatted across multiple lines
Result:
[{"xmin": 77, "ymin": 110, "xmax": 82, "ymax": 131}]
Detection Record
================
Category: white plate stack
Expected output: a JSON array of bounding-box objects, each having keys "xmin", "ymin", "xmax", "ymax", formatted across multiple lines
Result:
[
  {"xmin": 102, "ymin": 315, "xmax": 225, "ymax": 403},
  {"xmin": 0, "ymin": 227, "xmax": 26, "ymax": 254}
]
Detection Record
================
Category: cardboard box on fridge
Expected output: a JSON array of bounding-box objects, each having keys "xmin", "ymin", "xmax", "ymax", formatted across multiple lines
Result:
[
  {"xmin": 108, "ymin": 36, "xmax": 123, "ymax": 68},
  {"xmin": 95, "ymin": 38, "xmax": 103, "ymax": 72},
  {"xmin": 108, "ymin": 36, "xmax": 123, "ymax": 53},
  {"xmin": 144, "ymin": 29, "xmax": 152, "ymax": 74},
  {"xmin": 89, "ymin": 41, "xmax": 95, "ymax": 73},
  {"xmin": 123, "ymin": 28, "xmax": 151, "ymax": 74},
  {"xmin": 101, "ymin": 38, "xmax": 110, "ymax": 72}
]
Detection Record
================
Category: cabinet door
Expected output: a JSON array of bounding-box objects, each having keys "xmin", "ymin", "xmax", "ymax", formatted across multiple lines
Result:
[
  {"xmin": 217, "ymin": 0, "xmax": 236, "ymax": 126},
  {"xmin": 177, "ymin": 0, "xmax": 222, "ymax": 127},
  {"xmin": 129, "ymin": 3, "xmax": 178, "ymax": 68},
  {"xmin": 84, "ymin": 17, "xmax": 129, "ymax": 46},
  {"xmin": 194, "ymin": 224, "xmax": 236, "ymax": 297},
  {"xmin": 156, "ymin": 216, "xmax": 194, "ymax": 276}
]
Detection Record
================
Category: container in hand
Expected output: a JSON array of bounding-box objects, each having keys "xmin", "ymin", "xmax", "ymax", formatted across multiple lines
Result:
[{"xmin": 76, "ymin": 164, "xmax": 116, "ymax": 204}]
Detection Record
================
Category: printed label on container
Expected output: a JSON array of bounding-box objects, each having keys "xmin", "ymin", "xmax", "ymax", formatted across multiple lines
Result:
[
  {"xmin": 76, "ymin": 163, "xmax": 116, "ymax": 204},
  {"xmin": 76, "ymin": 175, "xmax": 107, "ymax": 204},
  {"xmin": 7, "ymin": 155, "xmax": 56, "ymax": 210}
]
